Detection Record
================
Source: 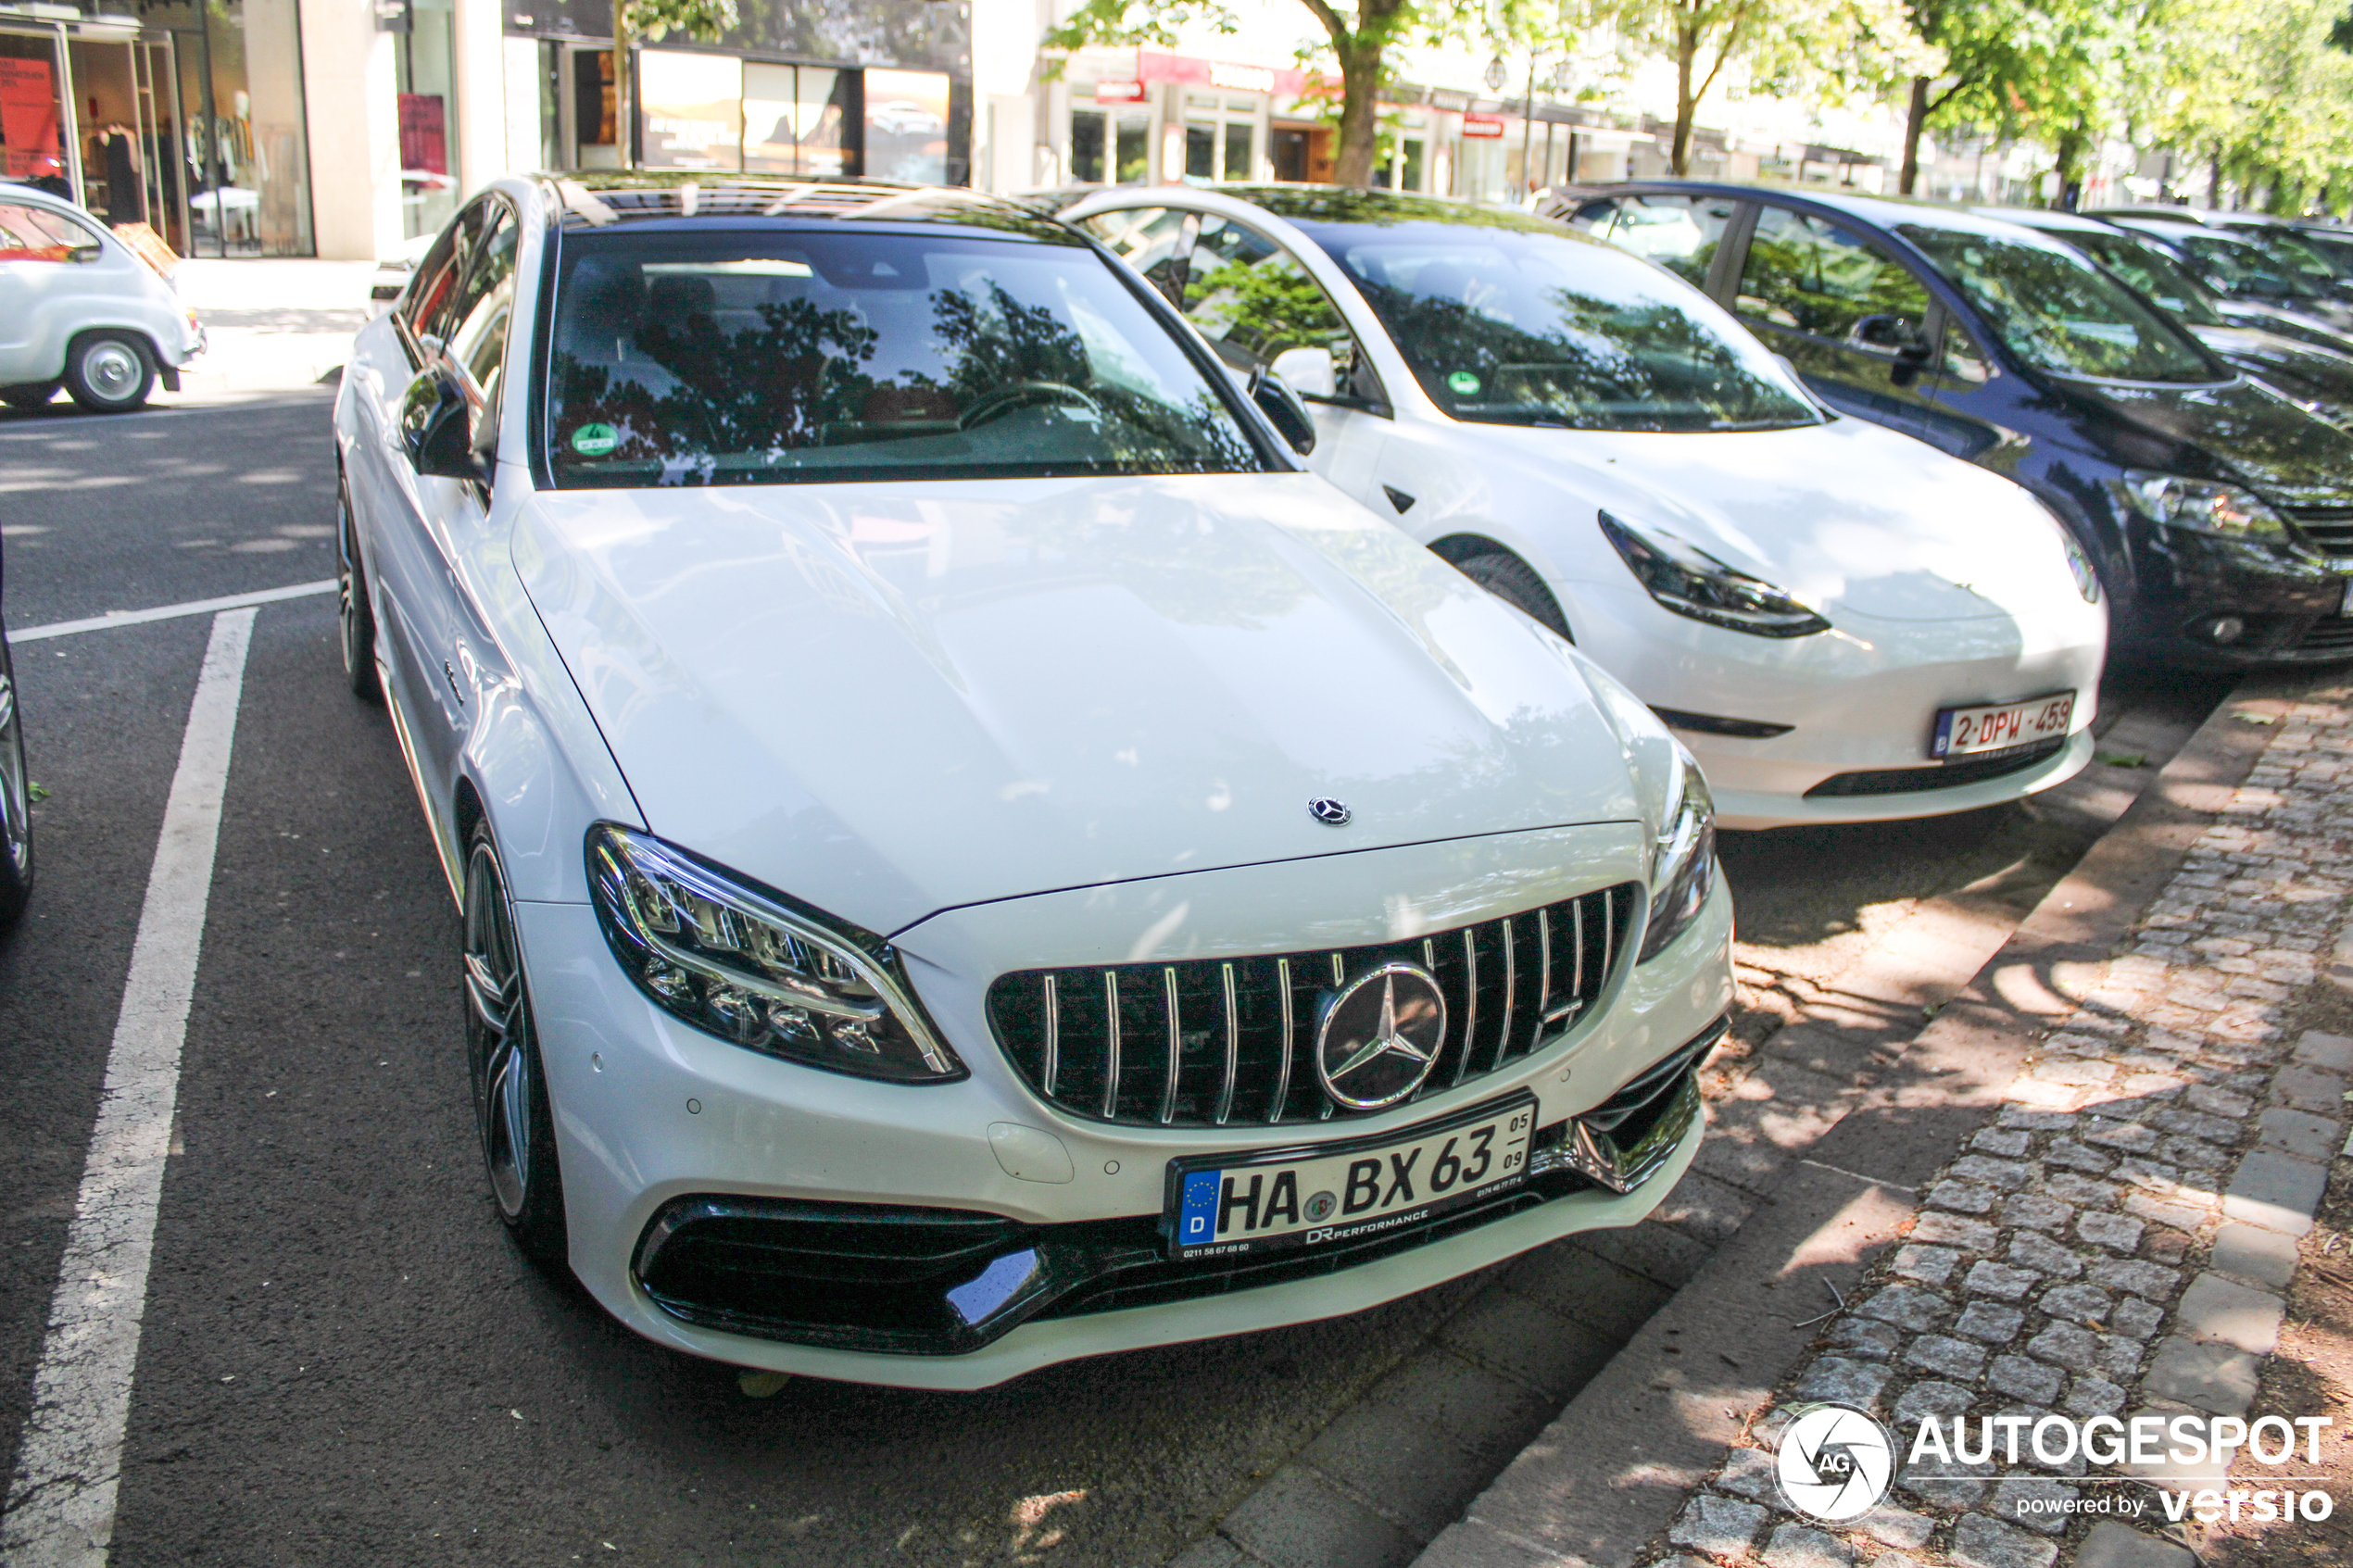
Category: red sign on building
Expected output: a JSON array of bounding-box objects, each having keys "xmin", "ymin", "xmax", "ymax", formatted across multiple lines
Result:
[
  {"xmin": 1461, "ymin": 113, "xmax": 1505, "ymax": 139},
  {"xmin": 1093, "ymin": 81, "xmax": 1145, "ymax": 104}
]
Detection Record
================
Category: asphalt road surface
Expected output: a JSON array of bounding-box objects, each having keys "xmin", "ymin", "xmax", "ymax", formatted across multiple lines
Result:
[{"xmin": 0, "ymin": 393, "xmax": 2233, "ymax": 1565}]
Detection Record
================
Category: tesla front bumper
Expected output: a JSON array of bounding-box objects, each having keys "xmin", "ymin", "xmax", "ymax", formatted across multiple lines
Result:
[{"xmin": 512, "ymin": 822, "xmax": 1734, "ymax": 1389}]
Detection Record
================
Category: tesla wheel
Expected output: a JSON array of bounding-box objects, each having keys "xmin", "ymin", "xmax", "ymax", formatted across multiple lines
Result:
[
  {"xmin": 0, "ymin": 383, "xmax": 57, "ymax": 410},
  {"xmin": 336, "ymin": 476, "xmax": 382, "ymax": 702},
  {"xmin": 61, "ymin": 332, "xmax": 156, "ymax": 413},
  {"xmin": 1453, "ymin": 550, "xmax": 1573, "ymax": 641},
  {"xmin": 462, "ymin": 819, "xmax": 567, "ymax": 1261},
  {"xmin": 0, "ymin": 635, "xmax": 32, "ymax": 924}
]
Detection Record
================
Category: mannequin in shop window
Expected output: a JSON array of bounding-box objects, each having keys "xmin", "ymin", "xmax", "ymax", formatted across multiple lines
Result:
[{"xmin": 93, "ymin": 122, "xmax": 141, "ymax": 225}]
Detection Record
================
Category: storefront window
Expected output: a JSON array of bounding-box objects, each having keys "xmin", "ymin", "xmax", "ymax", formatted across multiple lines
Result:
[
  {"xmin": 1181, "ymin": 94, "xmax": 1257, "ymax": 182},
  {"xmin": 639, "ymin": 48, "xmax": 742, "ymax": 169},
  {"xmin": 396, "ymin": 0, "xmax": 459, "ymax": 239},
  {"xmin": 744, "ymin": 61, "xmax": 847, "ymax": 177},
  {"xmin": 863, "ymin": 67, "xmax": 946, "ymax": 182},
  {"xmin": 1069, "ymin": 105, "xmax": 1147, "ymax": 184},
  {"xmin": 137, "ymin": 0, "xmax": 312, "ymax": 256},
  {"xmin": 0, "ymin": 36, "xmax": 69, "ymax": 196}
]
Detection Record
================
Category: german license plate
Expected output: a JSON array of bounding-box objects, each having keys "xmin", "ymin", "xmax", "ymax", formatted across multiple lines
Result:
[
  {"xmin": 1931, "ymin": 691, "xmax": 2075, "ymax": 759},
  {"xmin": 1164, "ymin": 1094, "xmax": 1536, "ymax": 1261}
]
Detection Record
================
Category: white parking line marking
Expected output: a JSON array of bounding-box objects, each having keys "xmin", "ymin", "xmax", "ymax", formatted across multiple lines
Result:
[
  {"xmin": 12, "ymin": 581, "xmax": 333, "ymax": 644},
  {"xmin": 1, "ymin": 608, "xmax": 256, "ymax": 1567}
]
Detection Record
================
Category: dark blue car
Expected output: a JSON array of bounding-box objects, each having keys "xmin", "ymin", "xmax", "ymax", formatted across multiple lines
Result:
[{"xmin": 1552, "ymin": 182, "xmax": 2353, "ymax": 666}]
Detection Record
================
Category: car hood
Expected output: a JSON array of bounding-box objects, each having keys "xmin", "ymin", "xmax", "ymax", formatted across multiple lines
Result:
[
  {"xmin": 513, "ymin": 473, "xmax": 1640, "ymax": 935},
  {"xmin": 2060, "ymin": 374, "xmax": 2353, "ymax": 508},
  {"xmin": 2191, "ymin": 324, "xmax": 2353, "ymax": 416},
  {"xmin": 2218, "ymin": 299, "xmax": 2353, "ymax": 353},
  {"xmin": 1467, "ymin": 416, "xmax": 2088, "ymax": 624}
]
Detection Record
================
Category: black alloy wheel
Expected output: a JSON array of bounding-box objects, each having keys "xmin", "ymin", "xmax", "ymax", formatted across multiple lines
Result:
[
  {"xmin": 1453, "ymin": 550, "xmax": 1575, "ymax": 641},
  {"xmin": 0, "ymin": 633, "xmax": 32, "ymax": 923},
  {"xmin": 462, "ymin": 819, "xmax": 567, "ymax": 1261},
  {"xmin": 336, "ymin": 475, "xmax": 382, "ymax": 702},
  {"xmin": 61, "ymin": 332, "xmax": 156, "ymax": 414},
  {"xmin": 0, "ymin": 383, "xmax": 57, "ymax": 411}
]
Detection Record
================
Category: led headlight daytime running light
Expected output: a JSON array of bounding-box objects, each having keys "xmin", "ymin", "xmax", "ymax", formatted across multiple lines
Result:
[
  {"xmin": 586, "ymin": 823, "xmax": 963, "ymax": 1082},
  {"xmin": 1598, "ymin": 510, "xmax": 1831, "ymax": 638},
  {"xmin": 2112, "ymin": 471, "xmax": 2286, "ymax": 541},
  {"xmin": 1639, "ymin": 746, "xmax": 1716, "ymax": 964},
  {"xmin": 2046, "ymin": 514, "xmax": 2102, "ymax": 603}
]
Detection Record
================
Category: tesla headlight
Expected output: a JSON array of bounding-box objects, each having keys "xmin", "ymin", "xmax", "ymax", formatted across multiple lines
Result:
[
  {"xmin": 1598, "ymin": 510, "xmax": 1831, "ymax": 638},
  {"xmin": 586, "ymin": 823, "xmax": 963, "ymax": 1082},
  {"xmin": 2053, "ymin": 518, "xmax": 2102, "ymax": 602},
  {"xmin": 2112, "ymin": 471, "xmax": 2286, "ymax": 541},
  {"xmin": 1639, "ymin": 746, "xmax": 1716, "ymax": 964}
]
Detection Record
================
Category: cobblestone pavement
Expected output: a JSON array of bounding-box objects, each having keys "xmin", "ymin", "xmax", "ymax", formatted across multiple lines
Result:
[{"xmin": 1645, "ymin": 686, "xmax": 2353, "ymax": 1568}]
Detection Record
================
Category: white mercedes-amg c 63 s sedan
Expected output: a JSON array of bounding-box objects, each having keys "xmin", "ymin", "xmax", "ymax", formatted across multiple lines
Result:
[
  {"xmin": 1057, "ymin": 187, "xmax": 2111, "ymax": 831},
  {"xmin": 334, "ymin": 173, "xmax": 1735, "ymax": 1389}
]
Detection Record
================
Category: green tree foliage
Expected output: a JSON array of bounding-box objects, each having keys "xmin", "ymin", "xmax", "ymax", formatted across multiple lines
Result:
[
  {"xmin": 612, "ymin": 0, "xmax": 743, "ymax": 170},
  {"xmin": 1894, "ymin": 0, "xmax": 2123, "ymax": 195},
  {"xmin": 2134, "ymin": 0, "xmax": 2353, "ymax": 211}
]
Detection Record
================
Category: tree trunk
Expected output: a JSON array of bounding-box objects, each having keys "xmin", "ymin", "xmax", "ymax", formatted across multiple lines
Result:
[
  {"xmin": 1331, "ymin": 37, "xmax": 1383, "ymax": 187},
  {"xmin": 2051, "ymin": 128, "xmax": 2084, "ymax": 210},
  {"xmin": 2211, "ymin": 144, "xmax": 2225, "ymax": 208},
  {"xmin": 612, "ymin": 6, "xmax": 635, "ymax": 170},
  {"xmin": 1899, "ymin": 76, "xmax": 1930, "ymax": 196},
  {"xmin": 1671, "ymin": 23, "xmax": 1697, "ymax": 176}
]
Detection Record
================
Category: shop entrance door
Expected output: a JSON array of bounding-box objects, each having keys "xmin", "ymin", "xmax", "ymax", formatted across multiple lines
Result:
[{"xmin": 67, "ymin": 31, "xmax": 189, "ymax": 255}]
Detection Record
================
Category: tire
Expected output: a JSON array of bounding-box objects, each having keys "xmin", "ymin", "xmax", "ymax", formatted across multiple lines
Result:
[
  {"xmin": 462, "ymin": 818, "xmax": 568, "ymax": 1261},
  {"xmin": 61, "ymin": 332, "xmax": 155, "ymax": 413},
  {"xmin": 0, "ymin": 633, "xmax": 32, "ymax": 924},
  {"xmin": 0, "ymin": 383, "xmax": 57, "ymax": 410},
  {"xmin": 336, "ymin": 475, "xmax": 382, "ymax": 702},
  {"xmin": 1453, "ymin": 550, "xmax": 1574, "ymax": 641}
]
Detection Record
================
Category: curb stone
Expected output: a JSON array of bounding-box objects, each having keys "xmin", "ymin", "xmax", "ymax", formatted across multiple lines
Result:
[{"xmin": 1407, "ymin": 669, "xmax": 2315, "ymax": 1568}]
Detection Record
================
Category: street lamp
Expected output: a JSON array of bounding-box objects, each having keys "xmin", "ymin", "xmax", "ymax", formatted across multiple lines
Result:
[{"xmin": 1484, "ymin": 56, "xmax": 1509, "ymax": 94}]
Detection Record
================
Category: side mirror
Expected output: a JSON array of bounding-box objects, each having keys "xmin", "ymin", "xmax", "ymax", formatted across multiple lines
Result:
[
  {"xmin": 1268, "ymin": 345, "xmax": 1337, "ymax": 398},
  {"xmin": 1852, "ymin": 313, "xmax": 1931, "ymax": 361},
  {"xmin": 65, "ymin": 243, "xmax": 103, "ymax": 264},
  {"xmin": 1248, "ymin": 367, "xmax": 1316, "ymax": 455},
  {"xmin": 400, "ymin": 368, "xmax": 487, "ymax": 482}
]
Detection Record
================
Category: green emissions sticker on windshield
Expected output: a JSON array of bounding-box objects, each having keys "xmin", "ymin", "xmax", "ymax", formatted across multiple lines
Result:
[
  {"xmin": 1446, "ymin": 370, "xmax": 1481, "ymax": 396},
  {"xmin": 572, "ymin": 422, "xmax": 619, "ymax": 457}
]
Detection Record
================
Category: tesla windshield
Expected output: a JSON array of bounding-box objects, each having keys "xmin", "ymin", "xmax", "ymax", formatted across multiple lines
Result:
[
  {"xmin": 544, "ymin": 230, "xmax": 1264, "ymax": 486},
  {"xmin": 1897, "ymin": 226, "xmax": 2218, "ymax": 383},
  {"xmin": 1301, "ymin": 220, "xmax": 1818, "ymax": 432}
]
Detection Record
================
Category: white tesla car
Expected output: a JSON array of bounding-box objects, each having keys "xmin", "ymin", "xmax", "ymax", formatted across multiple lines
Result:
[
  {"xmin": 1058, "ymin": 187, "xmax": 2109, "ymax": 830},
  {"xmin": 334, "ymin": 173, "xmax": 1734, "ymax": 1388}
]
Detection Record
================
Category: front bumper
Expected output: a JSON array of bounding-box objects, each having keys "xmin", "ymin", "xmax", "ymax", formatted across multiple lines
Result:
[
  {"xmin": 512, "ymin": 824, "xmax": 1735, "ymax": 1389},
  {"xmin": 2118, "ymin": 512, "xmax": 2353, "ymax": 666}
]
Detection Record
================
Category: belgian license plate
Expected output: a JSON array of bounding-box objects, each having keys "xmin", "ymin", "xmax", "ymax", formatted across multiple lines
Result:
[
  {"xmin": 1164, "ymin": 1094, "xmax": 1536, "ymax": 1261},
  {"xmin": 1931, "ymin": 691, "xmax": 2075, "ymax": 759}
]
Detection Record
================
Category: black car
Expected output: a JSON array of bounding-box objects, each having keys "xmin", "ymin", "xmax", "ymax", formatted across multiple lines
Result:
[
  {"xmin": 1554, "ymin": 182, "xmax": 2353, "ymax": 665},
  {"xmin": 1982, "ymin": 207, "xmax": 2353, "ymax": 430},
  {"xmin": 2094, "ymin": 213, "xmax": 2353, "ymax": 347},
  {"xmin": 0, "ymin": 538, "xmax": 30, "ymax": 922}
]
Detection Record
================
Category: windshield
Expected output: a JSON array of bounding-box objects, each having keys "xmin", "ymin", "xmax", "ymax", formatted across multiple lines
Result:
[
  {"xmin": 2069, "ymin": 232, "xmax": 2224, "ymax": 326},
  {"xmin": 1897, "ymin": 225, "xmax": 2218, "ymax": 383},
  {"xmin": 2173, "ymin": 232, "xmax": 2316, "ymax": 299},
  {"xmin": 544, "ymin": 229, "xmax": 1265, "ymax": 487},
  {"xmin": 1298, "ymin": 220, "xmax": 1819, "ymax": 432}
]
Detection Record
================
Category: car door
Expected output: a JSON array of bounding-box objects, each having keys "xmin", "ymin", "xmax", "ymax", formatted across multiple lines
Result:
[
  {"xmin": 370, "ymin": 198, "xmax": 517, "ymax": 795},
  {"xmin": 0, "ymin": 200, "xmax": 107, "ymax": 383},
  {"xmin": 1730, "ymin": 204, "xmax": 1946, "ymax": 440}
]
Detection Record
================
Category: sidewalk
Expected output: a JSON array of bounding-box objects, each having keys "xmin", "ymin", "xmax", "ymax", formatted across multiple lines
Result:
[
  {"xmin": 1419, "ymin": 671, "xmax": 2353, "ymax": 1568},
  {"xmin": 169, "ymin": 258, "xmax": 374, "ymax": 402}
]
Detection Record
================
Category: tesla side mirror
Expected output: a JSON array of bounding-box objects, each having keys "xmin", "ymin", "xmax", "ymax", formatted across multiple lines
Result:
[
  {"xmin": 400, "ymin": 368, "xmax": 487, "ymax": 482},
  {"xmin": 1268, "ymin": 345, "xmax": 1337, "ymax": 398},
  {"xmin": 1249, "ymin": 368, "xmax": 1317, "ymax": 455}
]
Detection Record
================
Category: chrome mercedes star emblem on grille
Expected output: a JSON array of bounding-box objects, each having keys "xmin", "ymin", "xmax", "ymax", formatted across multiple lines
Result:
[
  {"xmin": 1307, "ymin": 797, "xmax": 1352, "ymax": 825},
  {"xmin": 1315, "ymin": 963, "xmax": 1447, "ymax": 1110}
]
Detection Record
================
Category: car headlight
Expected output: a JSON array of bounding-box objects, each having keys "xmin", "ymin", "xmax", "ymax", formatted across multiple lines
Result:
[
  {"xmin": 1598, "ymin": 510, "xmax": 1831, "ymax": 638},
  {"xmin": 2112, "ymin": 471, "xmax": 2286, "ymax": 541},
  {"xmin": 1639, "ymin": 746, "xmax": 1716, "ymax": 964},
  {"xmin": 586, "ymin": 824, "xmax": 963, "ymax": 1082}
]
